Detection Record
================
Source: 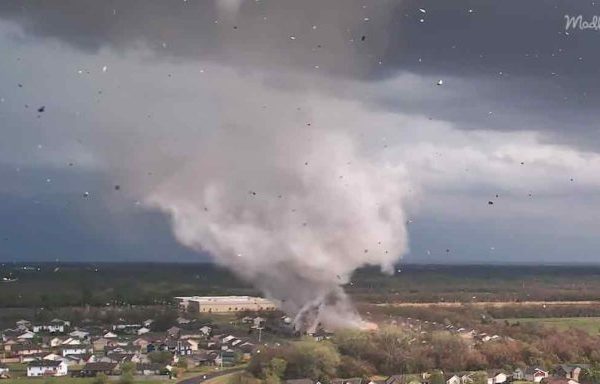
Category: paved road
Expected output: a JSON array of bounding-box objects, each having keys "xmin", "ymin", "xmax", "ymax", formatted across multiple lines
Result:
[{"xmin": 178, "ymin": 367, "xmax": 246, "ymax": 384}]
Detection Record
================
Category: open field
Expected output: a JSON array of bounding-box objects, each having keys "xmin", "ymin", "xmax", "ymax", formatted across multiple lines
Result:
[{"xmin": 501, "ymin": 317, "xmax": 600, "ymax": 335}]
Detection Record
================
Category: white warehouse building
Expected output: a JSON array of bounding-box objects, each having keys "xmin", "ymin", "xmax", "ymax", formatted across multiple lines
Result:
[{"xmin": 175, "ymin": 296, "xmax": 278, "ymax": 313}]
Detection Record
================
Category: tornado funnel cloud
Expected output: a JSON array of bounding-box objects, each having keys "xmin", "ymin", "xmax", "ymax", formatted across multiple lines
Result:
[{"xmin": 147, "ymin": 127, "xmax": 411, "ymax": 332}]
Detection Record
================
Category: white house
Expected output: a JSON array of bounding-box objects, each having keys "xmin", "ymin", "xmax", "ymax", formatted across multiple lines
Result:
[
  {"xmin": 27, "ymin": 360, "xmax": 68, "ymax": 377},
  {"xmin": 143, "ymin": 319, "xmax": 154, "ymax": 327},
  {"xmin": 0, "ymin": 364, "xmax": 9, "ymax": 375},
  {"xmin": 61, "ymin": 337, "xmax": 82, "ymax": 346},
  {"xmin": 199, "ymin": 326, "xmax": 212, "ymax": 336},
  {"xmin": 17, "ymin": 331, "xmax": 35, "ymax": 339},
  {"xmin": 69, "ymin": 330, "xmax": 89, "ymax": 339},
  {"xmin": 487, "ymin": 373, "xmax": 507, "ymax": 384},
  {"xmin": 137, "ymin": 327, "xmax": 150, "ymax": 335},
  {"xmin": 49, "ymin": 337, "xmax": 65, "ymax": 347},
  {"xmin": 62, "ymin": 345, "xmax": 91, "ymax": 356},
  {"xmin": 103, "ymin": 331, "xmax": 118, "ymax": 338},
  {"xmin": 447, "ymin": 375, "xmax": 461, "ymax": 384},
  {"xmin": 32, "ymin": 319, "xmax": 68, "ymax": 333}
]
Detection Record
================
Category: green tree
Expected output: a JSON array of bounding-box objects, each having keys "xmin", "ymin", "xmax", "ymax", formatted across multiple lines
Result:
[
  {"xmin": 283, "ymin": 340, "xmax": 341, "ymax": 382},
  {"xmin": 148, "ymin": 350, "xmax": 174, "ymax": 364},
  {"xmin": 177, "ymin": 357, "xmax": 189, "ymax": 369},
  {"xmin": 471, "ymin": 371, "xmax": 488, "ymax": 384},
  {"xmin": 430, "ymin": 370, "xmax": 445, "ymax": 384}
]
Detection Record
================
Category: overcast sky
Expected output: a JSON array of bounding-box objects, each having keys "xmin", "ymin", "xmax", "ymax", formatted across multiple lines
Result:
[{"xmin": 1, "ymin": 0, "xmax": 599, "ymax": 264}]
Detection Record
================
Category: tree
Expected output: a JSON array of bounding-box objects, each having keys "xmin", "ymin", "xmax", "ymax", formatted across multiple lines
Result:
[
  {"xmin": 148, "ymin": 350, "xmax": 174, "ymax": 364},
  {"xmin": 121, "ymin": 362, "xmax": 135, "ymax": 376},
  {"xmin": 430, "ymin": 370, "xmax": 445, "ymax": 384},
  {"xmin": 283, "ymin": 340, "xmax": 341, "ymax": 382},
  {"xmin": 176, "ymin": 357, "xmax": 189, "ymax": 369},
  {"xmin": 471, "ymin": 371, "xmax": 488, "ymax": 384},
  {"xmin": 337, "ymin": 356, "xmax": 375, "ymax": 379}
]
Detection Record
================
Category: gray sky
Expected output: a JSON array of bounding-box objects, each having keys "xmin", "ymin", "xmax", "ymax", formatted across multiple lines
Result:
[{"xmin": 1, "ymin": 0, "xmax": 599, "ymax": 264}]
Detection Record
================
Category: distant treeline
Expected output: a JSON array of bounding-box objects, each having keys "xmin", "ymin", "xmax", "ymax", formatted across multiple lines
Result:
[{"xmin": 4, "ymin": 263, "xmax": 600, "ymax": 309}]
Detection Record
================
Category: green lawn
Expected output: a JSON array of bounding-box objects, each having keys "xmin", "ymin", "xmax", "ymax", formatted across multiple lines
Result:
[{"xmin": 502, "ymin": 317, "xmax": 600, "ymax": 335}]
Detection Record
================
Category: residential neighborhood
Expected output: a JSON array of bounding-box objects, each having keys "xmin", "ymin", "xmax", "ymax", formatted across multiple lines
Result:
[{"xmin": 0, "ymin": 305, "xmax": 270, "ymax": 380}]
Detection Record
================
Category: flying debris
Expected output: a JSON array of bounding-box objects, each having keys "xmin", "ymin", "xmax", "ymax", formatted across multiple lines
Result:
[
  {"xmin": 419, "ymin": 8, "xmax": 426, "ymax": 13},
  {"xmin": 102, "ymin": 65, "xmax": 108, "ymax": 72},
  {"xmin": 488, "ymin": 201, "xmax": 494, "ymax": 205},
  {"xmin": 114, "ymin": 185, "xmax": 121, "ymax": 191},
  {"xmin": 436, "ymin": 80, "xmax": 444, "ymax": 86},
  {"xmin": 361, "ymin": 35, "xmax": 366, "ymax": 41},
  {"xmin": 37, "ymin": 106, "xmax": 45, "ymax": 113},
  {"xmin": 83, "ymin": 192, "xmax": 90, "ymax": 198}
]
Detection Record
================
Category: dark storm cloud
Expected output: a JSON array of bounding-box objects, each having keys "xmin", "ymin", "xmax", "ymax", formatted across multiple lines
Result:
[
  {"xmin": 1, "ymin": 0, "xmax": 600, "ymax": 266},
  {"xmin": 0, "ymin": 0, "xmax": 399, "ymax": 79},
  {"xmin": 2, "ymin": 0, "xmax": 597, "ymax": 149},
  {"xmin": 0, "ymin": 163, "xmax": 201, "ymax": 262}
]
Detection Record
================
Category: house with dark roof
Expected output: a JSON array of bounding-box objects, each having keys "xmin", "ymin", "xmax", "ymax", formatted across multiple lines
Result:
[
  {"xmin": 553, "ymin": 365, "xmax": 589, "ymax": 382},
  {"xmin": 27, "ymin": 360, "xmax": 68, "ymax": 377}
]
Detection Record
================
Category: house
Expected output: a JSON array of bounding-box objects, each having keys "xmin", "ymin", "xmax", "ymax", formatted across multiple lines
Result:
[
  {"xmin": 49, "ymin": 337, "xmax": 66, "ymax": 347},
  {"xmin": 385, "ymin": 375, "xmax": 421, "ymax": 384},
  {"xmin": 137, "ymin": 327, "xmax": 150, "ymax": 335},
  {"xmin": 177, "ymin": 317, "xmax": 191, "ymax": 325},
  {"xmin": 63, "ymin": 354, "xmax": 95, "ymax": 367},
  {"xmin": 199, "ymin": 326, "xmax": 212, "ymax": 336},
  {"xmin": 43, "ymin": 353, "xmax": 62, "ymax": 361},
  {"xmin": 103, "ymin": 331, "xmax": 118, "ymax": 339},
  {"xmin": 136, "ymin": 363, "xmax": 166, "ymax": 376},
  {"xmin": 167, "ymin": 326, "xmax": 181, "ymax": 338},
  {"xmin": 17, "ymin": 331, "xmax": 36, "ymax": 339},
  {"xmin": 61, "ymin": 337, "xmax": 83, "ymax": 346},
  {"xmin": 92, "ymin": 337, "xmax": 112, "ymax": 351},
  {"xmin": 13, "ymin": 343, "xmax": 44, "ymax": 356},
  {"xmin": 186, "ymin": 339, "xmax": 199, "ymax": 351},
  {"xmin": 165, "ymin": 340, "xmax": 193, "ymax": 355},
  {"xmin": 447, "ymin": 375, "xmax": 461, "ymax": 384},
  {"xmin": 143, "ymin": 319, "xmax": 154, "ymax": 328},
  {"xmin": 333, "ymin": 378, "xmax": 363, "ymax": 384},
  {"xmin": 16, "ymin": 320, "xmax": 31, "ymax": 330},
  {"xmin": 221, "ymin": 335, "xmax": 236, "ymax": 344},
  {"xmin": 181, "ymin": 330, "xmax": 203, "ymax": 339},
  {"xmin": 554, "ymin": 365, "xmax": 589, "ymax": 382},
  {"xmin": 133, "ymin": 337, "xmax": 151, "ymax": 350},
  {"xmin": 27, "ymin": 360, "xmax": 68, "ymax": 377},
  {"xmin": 32, "ymin": 319, "xmax": 69, "ymax": 334},
  {"xmin": 80, "ymin": 362, "xmax": 119, "ymax": 377},
  {"xmin": 69, "ymin": 330, "xmax": 90, "ymax": 339},
  {"xmin": 0, "ymin": 363, "xmax": 9, "ymax": 375},
  {"xmin": 217, "ymin": 350, "xmax": 237, "ymax": 366},
  {"xmin": 62, "ymin": 345, "xmax": 91, "ymax": 356},
  {"xmin": 524, "ymin": 367, "xmax": 548, "ymax": 383},
  {"xmin": 487, "ymin": 372, "xmax": 507, "ymax": 384},
  {"xmin": 253, "ymin": 317, "xmax": 266, "ymax": 328},
  {"xmin": 461, "ymin": 374, "xmax": 476, "ymax": 384}
]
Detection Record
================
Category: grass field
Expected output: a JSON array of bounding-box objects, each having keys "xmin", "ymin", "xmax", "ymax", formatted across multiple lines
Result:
[{"xmin": 502, "ymin": 317, "xmax": 600, "ymax": 334}]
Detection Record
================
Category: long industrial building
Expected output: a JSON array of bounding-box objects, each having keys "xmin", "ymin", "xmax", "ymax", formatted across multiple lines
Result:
[{"xmin": 175, "ymin": 296, "xmax": 278, "ymax": 313}]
